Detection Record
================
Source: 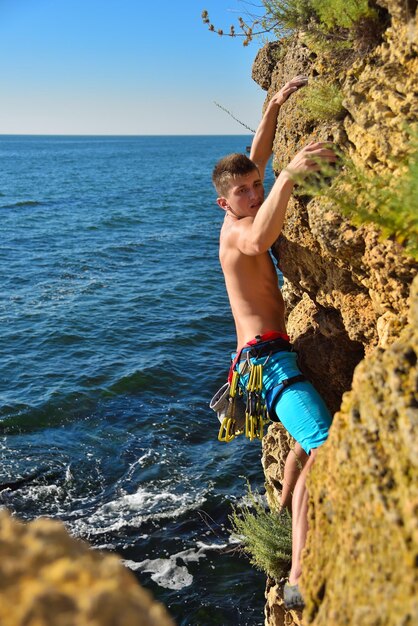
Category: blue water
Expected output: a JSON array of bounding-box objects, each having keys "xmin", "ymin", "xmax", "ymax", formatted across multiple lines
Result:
[{"xmin": 0, "ymin": 135, "xmax": 275, "ymax": 625}]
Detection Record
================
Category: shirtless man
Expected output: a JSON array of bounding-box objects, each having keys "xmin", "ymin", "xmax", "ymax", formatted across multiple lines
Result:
[{"xmin": 212, "ymin": 76, "xmax": 336, "ymax": 609}]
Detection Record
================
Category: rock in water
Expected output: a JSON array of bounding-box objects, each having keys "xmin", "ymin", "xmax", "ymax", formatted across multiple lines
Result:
[{"xmin": 0, "ymin": 511, "xmax": 174, "ymax": 626}]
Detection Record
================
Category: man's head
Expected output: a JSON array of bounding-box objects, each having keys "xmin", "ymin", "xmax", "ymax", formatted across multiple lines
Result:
[
  {"xmin": 212, "ymin": 153, "xmax": 264, "ymax": 219},
  {"xmin": 212, "ymin": 153, "xmax": 258, "ymax": 197}
]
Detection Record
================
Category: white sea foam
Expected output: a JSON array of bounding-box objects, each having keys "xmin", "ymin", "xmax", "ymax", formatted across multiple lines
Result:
[
  {"xmin": 137, "ymin": 450, "xmax": 158, "ymax": 466},
  {"xmin": 123, "ymin": 537, "xmax": 239, "ymax": 590},
  {"xmin": 124, "ymin": 557, "xmax": 193, "ymax": 590},
  {"xmin": 65, "ymin": 464, "xmax": 74, "ymax": 481},
  {"xmin": 26, "ymin": 484, "xmax": 64, "ymax": 500},
  {"xmin": 71, "ymin": 485, "xmax": 208, "ymax": 537}
]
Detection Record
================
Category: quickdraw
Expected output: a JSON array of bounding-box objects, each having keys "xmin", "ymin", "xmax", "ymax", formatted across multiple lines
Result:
[
  {"xmin": 217, "ymin": 370, "xmax": 245, "ymax": 442},
  {"xmin": 218, "ymin": 355, "xmax": 271, "ymax": 443},
  {"xmin": 245, "ymin": 361, "xmax": 269, "ymax": 441}
]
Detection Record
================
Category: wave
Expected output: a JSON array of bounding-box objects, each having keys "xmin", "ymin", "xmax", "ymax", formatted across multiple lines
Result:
[
  {"xmin": 100, "ymin": 214, "xmax": 144, "ymax": 228},
  {"xmin": 70, "ymin": 485, "xmax": 208, "ymax": 540},
  {"xmin": 0, "ymin": 361, "xmax": 188, "ymax": 434},
  {"xmin": 106, "ymin": 364, "xmax": 186, "ymax": 396},
  {"xmin": 0, "ymin": 392, "xmax": 97, "ymax": 435},
  {"xmin": 2, "ymin": 200, "xmax": 43, "ymax": 209},
  {"xmin": 41, "ymin": 332, "xmax": 86, "ymax": 347},
  {"xmin": 0, "ymin": 469, "xmax": 45, "ymax": 493}
]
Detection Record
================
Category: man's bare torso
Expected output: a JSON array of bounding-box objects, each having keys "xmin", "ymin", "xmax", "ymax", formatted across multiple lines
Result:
[{"xmin": 220, "ymin": 217, "xmax": 286, "ymax": 350}]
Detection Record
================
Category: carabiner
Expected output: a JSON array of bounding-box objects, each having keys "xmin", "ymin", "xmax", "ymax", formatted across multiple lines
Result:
[
  {"xmin": 230, "ymin": 370, "xmax": 240, "ymax": 398},
  {"xmin": 218, "ymin": 416, "xmax": 236, "ymax": 442}
]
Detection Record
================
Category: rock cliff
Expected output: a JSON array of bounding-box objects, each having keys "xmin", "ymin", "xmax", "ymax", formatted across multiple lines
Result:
[
  {"xmin": 302, "ymin": 274, "xmax": 418, "ymax": 625},
  {"xmin": 0, "ymin": 511, "xmax": 174, "ymax": 626},
  {"xmin": 251, "ymin": 0, "xmax": 418, "ymax": 623}
]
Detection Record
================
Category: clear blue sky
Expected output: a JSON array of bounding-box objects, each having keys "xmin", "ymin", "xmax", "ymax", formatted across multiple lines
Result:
[{"xmin": 0, "ymin": 0, "xmax": 270, "ymax": 135}]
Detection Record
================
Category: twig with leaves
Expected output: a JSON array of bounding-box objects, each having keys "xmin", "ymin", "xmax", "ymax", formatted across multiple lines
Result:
[{"xmin": 202, "ymin": 8, "xmax": 279, "ymax": 46}]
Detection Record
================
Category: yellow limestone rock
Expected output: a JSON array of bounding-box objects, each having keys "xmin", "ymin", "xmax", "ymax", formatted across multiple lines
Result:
[
  {"xmin": 301, "ymin": 275, "xmax": 418, "ymax": 625},
  {"xmin": 251, "ymin": 3, "xmax": 418, "ymax": 414},
  {"xmin": 252, "ymin": 2, "xmax": 418, "ymax": 623},
  {"xmin": 262, "ymin": 278, "xmax": 418, "ymax": 626},
  {"xmin": 0, "ymin": 511, "xmax": 175, "ymax": 626},
  {"xmin": 262, "ymin": 423, "xmax": 304, "ymax": 626}
]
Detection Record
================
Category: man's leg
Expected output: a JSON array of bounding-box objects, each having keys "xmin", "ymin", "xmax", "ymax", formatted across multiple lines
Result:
[
  {"xmin": 280, "ymin": 443, "xmax": 308, "ymax": 510},
  {"xmin": 288, "ymin": 447, "xmax": 317, "ymax": 586}
]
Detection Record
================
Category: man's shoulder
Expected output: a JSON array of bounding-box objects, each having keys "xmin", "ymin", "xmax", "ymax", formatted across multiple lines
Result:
[
  {"xmin": 221, "ymin": 215, "xmax": 253, "ymax": 240},
  {"xmin": 220, "ymin": 220, "xmax": 241, "ymax": 253},
  {"xmin": 220, "ymin": 219, "xmax": 256, "ymax": 265}
]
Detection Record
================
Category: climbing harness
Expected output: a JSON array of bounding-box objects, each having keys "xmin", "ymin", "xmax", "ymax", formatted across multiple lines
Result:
[
  {"xmin": 268, "ymin": 374, "xmax": 306, "ymax": 411},
  {"xmin": 210, "ymin": 332, "xmax": 307, "ymax": 443}
]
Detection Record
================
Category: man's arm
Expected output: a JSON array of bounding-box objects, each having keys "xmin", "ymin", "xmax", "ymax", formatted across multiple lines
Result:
[
  {"xmin": 250, "ymin": 75, "xmax": 308, "ymax": 181},
  {"xmin": 232, "ymin": 142, "xmax": 337, "ymax": 256}
]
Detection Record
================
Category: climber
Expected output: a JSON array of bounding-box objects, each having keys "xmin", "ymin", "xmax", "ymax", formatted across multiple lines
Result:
[{"xmin": 211, "ymin": 75, "xmax": 336, "ymax": 609}]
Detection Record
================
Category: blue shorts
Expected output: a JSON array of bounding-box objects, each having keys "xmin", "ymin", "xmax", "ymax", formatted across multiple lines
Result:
[{"xmin": 234, "ymin": 349, "xmax": 332, "ymax": 454}]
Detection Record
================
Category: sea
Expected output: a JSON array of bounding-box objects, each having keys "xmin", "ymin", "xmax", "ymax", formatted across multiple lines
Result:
[{"xmin": 0, "ymin": 135, "xmax": 276, "ymax": 625}]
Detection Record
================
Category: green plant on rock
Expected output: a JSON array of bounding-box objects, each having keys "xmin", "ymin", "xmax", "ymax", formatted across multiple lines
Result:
[
  {"xmin": 310, "ymin": 0, "xmax": 377, "ymax": 30},
  {"xmin": 261, "ymin": 0, "xmax": 376, "ymax": 34},
  {"xmin": 298, "ymin": 80, "xmax": 345, "ymax": 121},
  {"xmin": 261, "ymin": 0, "xmax": 318, "ymax": 35},
  {"xmin": 299, "ymin": 128, "xmax": 418, "ymax": 260},
  {"xmin": 229, "ymin": 483, "xmax": 292, "ymax": 580}
]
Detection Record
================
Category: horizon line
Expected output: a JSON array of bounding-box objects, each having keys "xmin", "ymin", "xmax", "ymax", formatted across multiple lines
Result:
[{"xmin": 0, "ymin": 132, "xmax": 254, "ymax": 138}]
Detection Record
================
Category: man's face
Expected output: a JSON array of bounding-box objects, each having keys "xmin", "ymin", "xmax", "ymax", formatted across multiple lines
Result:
[{"xmin": 218, "ymin": 170, "xmax": 265, "ymax": 219}]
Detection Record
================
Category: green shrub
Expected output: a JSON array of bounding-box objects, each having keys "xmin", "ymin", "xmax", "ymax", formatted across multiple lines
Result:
[
  {"xmin": 299, "ymin": 129, "xmax": 418, "ymax": 260},
  {"xmin": 262, "ymin": 0, "xmax": 378, "ymax": 36},
  {"xmin": 348, "ymin": 146, "xmax": 418, "ymax": 259},
  {"xmin": 261, "ymin": 0, "xmax": 318, "ymax": 35},
  {"xmin": 298, "ymin": 80, "xmax": 345, "ymax": 121},
  {"xmin": 310, "ymin": 0, "xmax": 377, "ymax": 30},
  {"xmin": 229, "ymin": 483, "xmax": 292, "ymax": 580}
]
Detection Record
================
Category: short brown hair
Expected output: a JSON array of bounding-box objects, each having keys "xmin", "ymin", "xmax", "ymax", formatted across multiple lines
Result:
[{"xmin": 212, "ymin": 153, "xmax": 258, "ymax": 196}]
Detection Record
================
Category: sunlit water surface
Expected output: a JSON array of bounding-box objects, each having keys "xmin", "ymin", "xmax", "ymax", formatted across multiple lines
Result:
[{"xmin": 0, "ymin": 135, "xmax": 276, "ymax": 625}]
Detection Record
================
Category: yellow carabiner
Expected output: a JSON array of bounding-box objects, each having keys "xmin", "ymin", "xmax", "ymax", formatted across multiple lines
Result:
[
  {"xmin": 230, "ymin": 370, "xmax": 239, "ymax": 398},
  {"xmin": 218, "ymin": 417, "xmax": 227, "ymax": 442},
  {"xmin": 246, "ymin": 414, "xmax": 253, "ymax": 441},
  {"xmin": 257, "ymin": 364, "xmax": 263, "ymax": 391},
  {"xmin": 218, "ymin": 416, "xmax": 236, "ymax": 442},
  {"xmin": 257, "ymin": 415, "xmax": 264, "ymax": 440},
  {"xmin": 249, "ymin": 414, "xmax": 257, "ymax": 441},
  {"xmin": 253, "ymin": 365, "xmax": 258, "ymax": 392},
  {"xmin": 247, "ymin": 364, "xmax": 255, "ymax": 392},
  {"xmin": 228, "ymin": 416, "xmax": 237, "ymax": 442},
  {"xmin": 219, "ymin": 415, "xmax": 237, "ymax": 442}
]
